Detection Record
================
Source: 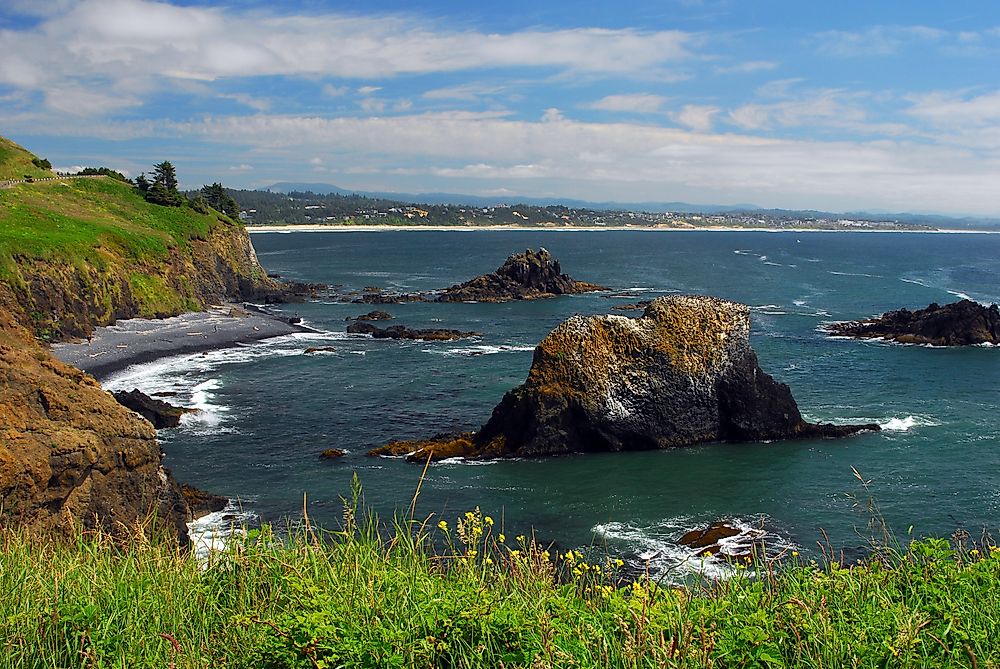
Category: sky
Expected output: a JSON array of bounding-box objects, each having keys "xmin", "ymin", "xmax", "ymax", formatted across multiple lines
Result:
[{"xmin": 1, "ymin": 1, "xmax": 999, "ymax": 216}]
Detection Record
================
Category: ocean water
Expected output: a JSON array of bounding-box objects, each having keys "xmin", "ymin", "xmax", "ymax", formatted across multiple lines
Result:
[{"xmin": 105, "ymin": 230, "xmax": 1000, "ymax": 576}]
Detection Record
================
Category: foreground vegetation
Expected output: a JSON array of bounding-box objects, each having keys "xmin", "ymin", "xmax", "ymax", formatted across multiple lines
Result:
[{"xmin": 3, "ymin": 494, "xmax": 998, "ymax": 669}]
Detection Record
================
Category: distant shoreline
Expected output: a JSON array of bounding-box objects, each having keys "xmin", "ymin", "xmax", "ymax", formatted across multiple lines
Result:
[{"xmin": 247, "ymin": 224, "xmax": 1000, "ymax": 234}]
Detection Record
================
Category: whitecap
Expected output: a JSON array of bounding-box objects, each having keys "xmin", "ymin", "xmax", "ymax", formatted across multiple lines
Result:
[
  {"xmin": 592, "ymin": 516, "xmax": 796, "ymax": 582},
  {"xmin": 425, "ymin": 344, "xmax": 535, "ymax": 357},
  {"xmin": 878, "ymin": 415, "xmax": 941, "ymax": 432}
]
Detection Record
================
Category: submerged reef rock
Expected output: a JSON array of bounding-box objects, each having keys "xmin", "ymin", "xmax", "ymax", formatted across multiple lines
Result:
[
  {"xmin": 435, "ymin": 248, "xmax": 607, "ymax": 302},
  {"xmin": 370, "ymin": 295, "xmax": 878, "ymax": 461},
  {"xmin": 827, "ymin": 299, "xmax": 1000, "ymax": 346},
  {"xmin": 112, "ymin": 389, "xmax": 194, "ymax": 429},
  {"xmin": 347, "ymin": 322, "xmax": 480, "ymax": 341}
]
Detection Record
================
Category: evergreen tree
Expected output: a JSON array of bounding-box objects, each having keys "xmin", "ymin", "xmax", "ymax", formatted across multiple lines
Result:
[
  {"xmin": 144, "ymin": 161, "xmax": 183, "ymax": 206},
  {"xmin": 200, "ymin": 182, "xmax": 241, "ymax": 219},
  {"xmin": 135, "ymin": 173, "xmax": 150, "ymax": 194}
]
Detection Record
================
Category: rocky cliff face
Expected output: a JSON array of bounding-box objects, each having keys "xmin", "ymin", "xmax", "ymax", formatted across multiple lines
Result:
[
  {"xmin": 436, "ymin": 248, "xmax": 607, "ymax": 302},
  {"xmin": 8, "ymin": 222, "xmax": 300, "ymax": 342},
  {"xmin": 372, "ymin": 296, "xmax": 877, "ymax": 460},
  {"xmin": 0, "ymin": 287, "xmax": 190, "ymax": 539},
  {"xmin": 827, "ymin": 299, "xmax": 1000, "ymax": 346}
]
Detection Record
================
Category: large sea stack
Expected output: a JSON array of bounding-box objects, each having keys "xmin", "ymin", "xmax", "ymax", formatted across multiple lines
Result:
[
  {"xmin": 371, "ymin": 295, "xmax": 878, "ymax": 461},
  {"xmin": 435, "ymin": 248, "xmax": 607, "ymax": 302},
  {"xmin": 827, "ymin": 299, "xmax": 1000, "ymax": 346}
]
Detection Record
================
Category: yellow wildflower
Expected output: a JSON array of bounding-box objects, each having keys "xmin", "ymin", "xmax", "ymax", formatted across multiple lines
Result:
[
  {"xmin": 498, "ymin": 533, "xmax": 506, "ymax": 543},
  {"xmin": 484, "ymin": 516, "xmax": 494, "ymax": 526},
  {"xmin": 437, "ymin": 520, "xmax": 448, "ymax": 531}
]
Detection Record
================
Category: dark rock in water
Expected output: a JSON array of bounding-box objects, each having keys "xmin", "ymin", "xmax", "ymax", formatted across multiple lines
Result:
[
  {"xmin": 826, "ymin": 299, "xmax": 1000, "ymax": 346},
  {"xmin": 319, "ymin": 448, "xmax": 347, "ymax": 460},
  {"xmin": 347, "ymin": 321, "xmax": 480, "ymax": 341},
  {"xmin": 435, "ymin": 248, "xmax": 608, "ymax": 302},
  {"xmin": 180, "ymin": 484, "xmax": 228, "ymax": 519},
  {"xmin": 286, "ymin": 316, "xmax": 302, "ymax": 325},
  {"xmin": 112, "ymin": 389, "xmax": 195, "ymax": 429},
  {"xmin": 304, "ymin": 346, "xmax": 337, "ymax": 354},
  {"xmin": 346, "ymin": 310, "xmax": 393, "ymax": 322},
  {"xmin": 611, "ymin": 300, "xmax": 652, "ymax": 312},
  {"xmin": 678, "ymin": 522, "xmax": 742, "ymax": 549},
  {"xmin": 370, "ymin": 295, "xmax": 878, "ymax": 460},
  {"xmin": 351, "ymin": 292, "xmax": 425, "ymax": 305}
]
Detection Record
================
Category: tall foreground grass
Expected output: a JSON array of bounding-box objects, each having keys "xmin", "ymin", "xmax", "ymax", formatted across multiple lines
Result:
[{"xmin": 3, "ymin": 498, "xmax": 999, "ymax": 668}]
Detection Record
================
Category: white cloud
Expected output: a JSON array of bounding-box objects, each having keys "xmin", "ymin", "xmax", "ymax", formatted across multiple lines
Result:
[
  {"xmin": 714, "ymin": 60, "xmax": 778, "ymax": 74},
  {"xmin": 360, "ymin": 98, "xmax": 386, "ymax": 113},
  {"xmin": 906, "ymin": 89, "xmax": 1000, "ymax": 127},
  {"xmin": 228, "ymin": 163, "xmax": 253, "ymax": 172},
  {"xmin": 814, "ymin": 25, "xmax": 946, "ymax": 57},
  {"xmin": 0, "ymin": 0, "xmax": 697, "ymax": 117},
  {"xmin": 143, "ymin": 111, "xmax": 1000, "ymax": 215},
  {"xmin": 672, "ymin": 104, "xmax": 719, "ymax": 131},
  {"xmin": 422, "ymin": 84, "xmax": 507, "ymax": 101},
  {"xmin": 358, "ymin": 86, "xmax": 382, "ymax": 96},
  {"xmin": 323, "ymin": 85, "xmax": 349, "ymax": 97},
  {"xmin": 586, "ymin": 93, "xmax": 667, "ymax": 113}
]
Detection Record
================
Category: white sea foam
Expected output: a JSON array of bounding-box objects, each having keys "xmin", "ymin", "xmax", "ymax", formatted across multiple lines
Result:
[
  {"xmin": 878, "ymin": 415, "xmax": 941, "ymax": 432},
  {"xmin": 793, "ymin": 300, "xmax": 807, "ymax": 306},
  {"xmin": 829, "ymin": 271, "xmax": 881, "ymax": 278},
  {"xmin": 187, "ymin": 502, "xmax": 257, "ymax": 563},
  {"xmin": 592, "ymin": 516, "xmax": 796, "ymax": 582}
]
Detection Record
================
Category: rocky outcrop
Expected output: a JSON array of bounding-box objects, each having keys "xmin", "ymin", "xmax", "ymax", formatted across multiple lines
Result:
[
  {"xmin": 112, "ymin": 389, "xmax": 194, "ymax": 429},
  {"xmin": 827, "ymin": 299, "xmax": 1000, "ymax": 346},
  {"xmin": 346, "ymin": 310, "xmax": 393, "ymax": 321},
  {"xmin": 179, "ymin": 484, "xmax": 228, "ymax": 519},
  {"xmin": 371, "ymin": 296, "xmax": 877, "ymax": 461},
  {"xmin": 435, "ymin": 248, "xmax": 607, "ymax": 302},
  {"xmin": 319, "ymin": 448, "xmax": 347, "ymax": 460},
  {"xmin": 0, "ymin": 287, "xmax": 191, "ymax": 540},
  {"xmin": 347, "ymin": 322, "xmax": 481, "ymax": 341}
]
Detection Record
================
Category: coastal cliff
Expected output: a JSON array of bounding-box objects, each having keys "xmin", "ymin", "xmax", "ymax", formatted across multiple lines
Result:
[
  {"xmin": 0, "ymin": 151, "xmax": 303, "ymax": 342},
  {"xmin": 372, "ymin": 296, "xmax": 877, "ymax": 460},
  {"xmin": 0, "ymin": 285, "xmax": 190, "ymax": 539},
  {"xmin": 0, "ymin": 137, "xmax": 292, "ymax": 539}
]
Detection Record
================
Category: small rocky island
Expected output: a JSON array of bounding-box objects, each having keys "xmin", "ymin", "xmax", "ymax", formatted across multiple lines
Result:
[
  {"xmin": 346, "ymin": 321, "xmax": 480, "ymax": 341},
  {"xmin": 371, "ymin": 295, "xmax": 877, "ymax": 461},
  {"xmin": 436, "ymin": 247, "xmax": 608, "ymax": 302},
  {"xmin": 827, "ymin": 299, "xmax": 1000, "ymax": 346}
]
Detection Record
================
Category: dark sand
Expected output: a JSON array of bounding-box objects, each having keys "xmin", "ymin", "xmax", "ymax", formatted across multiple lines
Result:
[{"xmin": 51, "ymin": 304, "xmax": 309, "ymax": 381}]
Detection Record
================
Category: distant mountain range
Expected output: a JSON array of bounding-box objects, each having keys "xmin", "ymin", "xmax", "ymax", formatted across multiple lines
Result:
[{"xmin": 266, "ymin": 182, "xmax": 1000, "ymax": 228}]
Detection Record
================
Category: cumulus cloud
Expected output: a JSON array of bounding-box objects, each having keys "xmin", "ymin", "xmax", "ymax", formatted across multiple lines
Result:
[{"xmin": 585, "ymin": 93, "xmax": 667, "ymax": 113}]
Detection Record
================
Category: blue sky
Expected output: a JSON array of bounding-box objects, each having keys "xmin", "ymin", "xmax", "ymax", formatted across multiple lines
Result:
[{"xmin": 2, "ymin": 0, "xmax": 999, "ymax": 215}]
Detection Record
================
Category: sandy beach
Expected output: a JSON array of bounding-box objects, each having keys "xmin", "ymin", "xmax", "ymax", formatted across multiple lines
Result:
[{"xmin": 50, "ymin": 303, "xmax": 309, "ymax": 381}]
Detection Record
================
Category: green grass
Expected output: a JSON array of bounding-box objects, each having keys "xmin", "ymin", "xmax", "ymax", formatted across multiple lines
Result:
[
  {"xmin": 0, "ymin": 137, "xmax": 54, "ymax": 181},
  {"xmin": 0, "ymin": 177, "xmax": 225, "ymax": 274},
  {"xmin": 3, "ymin": 492, "xmax": 999, "ymax": 668}
]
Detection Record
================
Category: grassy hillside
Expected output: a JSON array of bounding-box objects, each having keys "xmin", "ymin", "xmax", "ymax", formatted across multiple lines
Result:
[
  {"xmin": 0, "ymin": 176, "xmax": 219, "ymax": 276},
  {"xmin": 3, "ymin": 503, "xmax": 998, "ymax": 668},
  {"xmin": 0, "ymin": 137, "xmax": 55, "ymax": 181},
  {"xmin": 0, "ymin": 148, "xmax": 275, "ymax": 340}
]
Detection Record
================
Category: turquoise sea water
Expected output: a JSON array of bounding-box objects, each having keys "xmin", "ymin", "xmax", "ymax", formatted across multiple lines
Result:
[{"xmin": 106, "ymin": 231, "xmax": 1000, "ymax": 575}]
